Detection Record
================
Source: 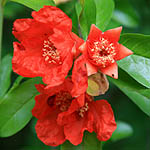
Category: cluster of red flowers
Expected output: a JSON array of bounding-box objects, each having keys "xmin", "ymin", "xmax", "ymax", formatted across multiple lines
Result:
[{"xmin": 12, "ymin": 6, "xmax": 133, "ymax": 146}]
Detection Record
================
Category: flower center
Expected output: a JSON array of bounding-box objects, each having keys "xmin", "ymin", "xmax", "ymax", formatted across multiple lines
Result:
[
  {"xmin": 79, "ymin": 102, "xmax": 89, "ymax": 118},
  {"xmin": 55, "ymin": 91, "xmax": 73, "ymax": 112},
  {"xmin": 88, "ymin": 37, "xmax": 116, "ymax": 67},
  {"xmin": 42, "ymin": 38, "xmax": 62, "ymax": 65},
  {"xmin": 78, "ymin": 94, "xmax": 93, "ymax": 118}
]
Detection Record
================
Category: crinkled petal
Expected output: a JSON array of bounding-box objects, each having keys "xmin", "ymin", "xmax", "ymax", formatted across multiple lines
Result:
[
  {"xmin": 57, "ymin": 94, "xmax": 85, "ymax": 126},
  {"xmin": 115, "ymin": 44, "xmax": 133, "ymax": 60},
  {"xmin": 43, "ymin": 52, "xmax": 73, "ymax": 86},
  {"xmin": 45, "ymin": 78, "xmax": 73, "ymax": 94},
  {"xmin": 89, "ymin": 100, "xmax": 117, "ymax": 141},
  {"xmin": 103, "ymin": 26, "xmax": 122, "ymax": 42},
  {"xmin": 57, "ymin": 100, "xmax": 80, "ymax": 126},
  {"xmin": 71, "ymin": 55, "xmax": 88, "ymax": 97},
  {"xmin": 13, "ymin": 19, "xmax": 52, "ymax": 44},
  {"xmin": 32, "ymin": 94, "xmax": 49, "ymax": 119},
  {"xmin": 64, "ymin": 111, "xmax": 94, "ymax": 145},
  {"xmin": 50, "ymin": 29, "xmax": 74, "ymax": 59},
  {"xmin": 32, "ymin": 6, "xmax": 72, "ymax": 31},
  {"xmin": 12, "ymin": 42, "xmax": 46, "ymax": 77},
  {"xmin": 70, "ymin": 32, "xmax": 84, "ymax": 58},
  {"xmin": 32, "ymin": 92, "xmax": 60, "ymax": 119},
  {"xmin": 88, "ymin": 24, "xmax": 102, "ymax": 41},
  {"xmin": 100, "ymin": 62, "xmax": 118, "ymax": 79},
  {"xmin": 35, "ymin": 118, "xmax": 66, "ymax": 146}
]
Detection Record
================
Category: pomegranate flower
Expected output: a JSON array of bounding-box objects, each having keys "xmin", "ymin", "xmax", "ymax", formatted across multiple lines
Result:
[
  {"xmin": 80, "ymin": 24, "xmax": 133, "ymax": 79},
  {"xmin": 32, "ymin": 78, "xmax": 116, "ymax": 146},
  {"xmin": 12, "ymin": 6, "xmax": 83, "ymax": 87}
]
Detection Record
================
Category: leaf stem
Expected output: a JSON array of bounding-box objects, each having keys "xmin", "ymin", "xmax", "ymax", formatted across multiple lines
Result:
[{"xmin": 0, "ymin": 0, "xmax": 3, "ymax": 64}]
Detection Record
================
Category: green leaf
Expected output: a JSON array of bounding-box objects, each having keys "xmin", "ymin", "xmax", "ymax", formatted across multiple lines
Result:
[
  {"xmin": 61, "ymin": 132, "xmax": 102, "ymax": 150},
  {"xmin": 78, "ymin": 0, "xmax": 96, "ymax": 40},
  {"xmin": 120, "ymin": 33, "xmax": 150, "ymax": 59},
  {"xmin": 0, "ymin": 55, "xmax": 12, "ymax": 99},
  {"xmin": 113, "ymin": 10, "xmax": 138, "ymax": 28},
  {"xmin": 78, "ymin": 0, "xmax": 114, "ymax": 39},
  {"xmin": 0, "ymin": 77, "xmax": 42, "ymax": 137},
  {"xmin": 95, "ymin": 0, "xmax": 114, "ymax": 31},
  {"xmin": 111, "ymin": 121, "xmax": 133, "ymax": 141},
  {"xmin": 10, "ymin": 0, "xmax": 55, "ymax": 11},
  {"xmin": 118, "ymin": 55, "xmax": 150, "ymax": 88},
  {"xmin": 112, "ymin": 0, "xmax": 139, "ymax": 28},
  {"xmin": 109, "ymin": 69, "xmax": 150, "ymax": 116}
]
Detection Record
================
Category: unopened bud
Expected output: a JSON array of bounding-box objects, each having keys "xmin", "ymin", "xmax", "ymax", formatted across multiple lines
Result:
[{"xmin": 87, "ymin": 72, "xmax": 109, "ymax": 96}]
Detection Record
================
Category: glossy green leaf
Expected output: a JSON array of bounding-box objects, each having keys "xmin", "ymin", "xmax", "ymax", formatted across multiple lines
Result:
[
  {"xmin": 118, "ymin": 55, "xmax": 150, "ymax": 88},
  {"xmin": 0, "ymin": 55, "xmax": 12, "ymax": 99},
  {"xmin": 120, "ymin": 33, "xmax": 150, "ymax": 59},
  {"xmin": 78, "ymin": 0, "xmax": 96, "ymax": 40},
  {"xmin": 0, "ymin": 77, "xmax": 42, "ymax": 137},
  {"xmin": 111, "ymin": 121, "xmax": 133, "ymax": 141},
  {"xmin": 10, "ymin": 0, "xmax": 55, "ymax": 11},
  {"xmin": 61, "ymin": 132, "xmax": 102, "ymax": 150},
  {"xmin": 95, "ymin": 0, "xmax": 114, "ymax": 31},
  {"xmin": 109, "ymin": 69, "xmax": 150, "ymax": 116}
]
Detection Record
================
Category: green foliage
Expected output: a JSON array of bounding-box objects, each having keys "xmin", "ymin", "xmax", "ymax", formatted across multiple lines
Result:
[
  {"xmin": 10, "ymin": 0, "xmax": 55, "ymax": 11},
  {"xmin": 112, "ymin": 0, "xmax": 139, "ymax": 28},
  {"xmin": 109, "ymin": 69, "xmax": 150, "ymax": 116},
  {"xmin": 111, "ymin": 121, "xmax": 133, "ymax": 141},
  {"xmin": 77, "ymin": 0, "xmax": 114, "ymax": 40},
  {"xmin": 118, "ymin": 55, "xmax": 150, "ymax": 88},
  {"xmin": 61, "ymin": 132, "xmax": 102, "ymax": 150},
  {"xmin": 0, "ymin": 77, "xmax": 42, "ymax": 137},
  {"xmin": 94, "ymin": 0, "xmax": 114, "ymax": 31},
  {"xmin": 78, "ymin": 0, "xmax": 96, "ymax": 40},
  {"xmin": 120, "ymin": 34, "xmax": 150, "ymax": 59},
  {"xmin": 0, "ymin": 55, "xmax": 12, "ymax": 99}
]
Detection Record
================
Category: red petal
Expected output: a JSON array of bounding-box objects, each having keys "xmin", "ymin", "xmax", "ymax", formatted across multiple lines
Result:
[
  {"xmin": 35, "ymin": 118, "xmax": 66, "ymax": 146},
  {"xmin": 32, "ymin": 6, "xmax": 72, "ymax": 31},
  {"xmin": 13, "ymin": 18, "xmax": 32, "ymax": 32},
  {"xmin": 103, "ymin": 26, "xmax": 122, "ymax": 42},
  {"xmin": 45, "ymin": 78, "xmax": 73, "ymax": 94},
  {"xmin": 43, "ymin": 52, "xmax": 73, "ymax": 86},
  {"xmin": 88, "ymin": 24, "xmax": 102, "ymax": 41},
  {"xmin": 115, "ymin": 44, "xmax": 133, "ymax": 60},
  {"xmin": 100, "ymin": 62, "xmax": 118, "ymax": 79},
  {"xmin": 13, "ymin": 19, "xmax": 52, "ymax": 44},
  {"xmin": 57, "ymin": 94, "xmax": 85, "ymax": 126},
  {"xmin": 89, "ymin": 100, "xmax": 117, "ymax": 141},
  {"xmin": 32, "ymin": 92, "xmax": 60, "ymax": 119},
  {"xmin": 70, "ymin": 32, "xmax": 84, "ymax": 58},
  {"xmin": 35, "ymin": 84, "xmax": 46, "ymax": 93},
  {"xmin": 49, "ymin": 29, "xmax": 74, "ymax": 59},
  {"xmin": 12, "ymin": 42, "xmax": 46, "ymax": 78},
  {"xmin": 57, "ymin": 99, "xmax": 80, "ymax": 126},
  {"xmin": 86, "ymin": 60, "xmax": 98, "ymax": 76},
  {"xmin": 79, "ymin": 42, "xmax": 87, "ymax": 53},
  {"xmin": 64, "ymin": 111, "xmax": 94, "ymax": 145},
  {"xmin": 71, "ymin": 55, "xmax": 88, "ymax": 97}
]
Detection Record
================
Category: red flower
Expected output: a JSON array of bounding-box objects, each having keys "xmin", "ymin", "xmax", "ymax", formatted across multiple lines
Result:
[
  {"xmin": 12, "ymin": 6, "xmax": 83, "ymax": 87},
  {"xmin": 32, "ymin": 78, "xmax": 116, "ymax": 146},
  {"xmin": 80, "ymin": 24, "xmax": 133, "ymax": 79}
]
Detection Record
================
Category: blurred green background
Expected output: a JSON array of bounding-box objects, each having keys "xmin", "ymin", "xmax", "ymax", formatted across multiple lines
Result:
[{"xmin": 0, "ymin": 0, "xmax": 150, "ymax": 149}]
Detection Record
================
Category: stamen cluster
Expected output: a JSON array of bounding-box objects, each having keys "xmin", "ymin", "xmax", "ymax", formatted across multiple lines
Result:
[
  {"xmin": 42, "ymin": 39, "xmax": 62, "ymax": 65},
  {"xmin": 89, "ymin": 37, "xmax": 116, "ymax": 67}
]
